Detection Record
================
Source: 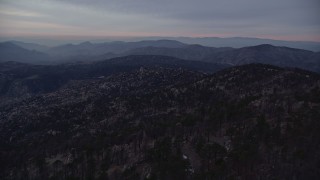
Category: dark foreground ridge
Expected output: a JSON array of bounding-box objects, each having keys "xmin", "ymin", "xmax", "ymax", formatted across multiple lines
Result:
[{"xmin": 0, "ymin": 64, "xmax": 320, "ymax": 179}]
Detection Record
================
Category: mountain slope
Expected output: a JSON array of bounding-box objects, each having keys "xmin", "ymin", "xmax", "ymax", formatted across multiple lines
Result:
[
  {"xmin": 0, "ymin": 64, "xmax": 319, "ymax": 179},
  {"xmin": 0, "ymin": 55, "xmax": 229, "ymax": 105},
  {"xmin": 47, "ymin": 40, "xmax": 187, "ymax": 58},
  {"xmin": 124, "ymin": 44, "xmax": 320, "ymax": 72},
  {"xmin": 209, "ymin": 44, "xmax": 314, "ymax": 66},
  {"xmin": 162, "ymin": 37, "xmax": 320, "ymax": 51},
  {"xmin": 124, "ymin": 45, "xmax": 232, "ymax": 61},
  {"xmin": 0, "ymin": 42, "xmax": 51, "ymax": 64},
  {"xmin": 9, "ymin": 41, "xmax": 50, "ymax": 52}
]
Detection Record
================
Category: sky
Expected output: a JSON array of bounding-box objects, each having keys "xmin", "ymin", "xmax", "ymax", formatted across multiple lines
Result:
[{"xmin": 0, "ymin": 0, "xmax": 319, "ymax": 44}]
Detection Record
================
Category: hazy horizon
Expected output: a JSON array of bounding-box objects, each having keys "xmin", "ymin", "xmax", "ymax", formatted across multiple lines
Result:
[{"xmin": 2, "ymin": 35, "xmax": 320, "ymax": 47}]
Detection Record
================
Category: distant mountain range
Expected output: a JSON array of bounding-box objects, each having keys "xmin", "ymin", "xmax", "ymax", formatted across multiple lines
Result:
[
  {"xmin": 2, "ymin": 36, "xmax": 320, "ymax": 51},
  {"xmin": 159, "ymin": 37, "xmax": 320, "ymax": 52},
  {"xmin": 0, "ymin": 42, "xmax": 51, "ymax": 64},
  {"xmin": 0, "ymin": 40, "xmax": 319, "ymax": 72}
]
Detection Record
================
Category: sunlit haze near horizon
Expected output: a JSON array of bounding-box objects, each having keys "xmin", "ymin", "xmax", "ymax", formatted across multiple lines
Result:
[{"xmin": 0, "ymin": 0, "xmax": 319, "ymax": 44}]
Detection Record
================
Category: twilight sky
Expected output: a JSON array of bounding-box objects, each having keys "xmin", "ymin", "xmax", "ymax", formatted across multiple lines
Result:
[{"xmin": 0, "ymin": 0, "xmax": 319, "ymax": 42}]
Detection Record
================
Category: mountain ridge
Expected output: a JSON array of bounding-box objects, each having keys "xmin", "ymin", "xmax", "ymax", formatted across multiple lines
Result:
[
  {"xmin": 1, "ymin": 63, "xmax": 319, "ymax": 179},
  {"xmin": 1, "ymin": 40, "xmax": 319, "ymax": 73},
  {"xmin": 0, "ymin": 55, "xmax": 229, "ymax": 106}
]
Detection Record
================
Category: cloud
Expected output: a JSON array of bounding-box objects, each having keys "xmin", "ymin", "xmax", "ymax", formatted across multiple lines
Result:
[
  {"xmin": 0, "ymin": 0, "xmax": 319, "ymax": 41},
  {"xmin": 0, "ymin": 9, "xmax": 44, "ymax": 17}
]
